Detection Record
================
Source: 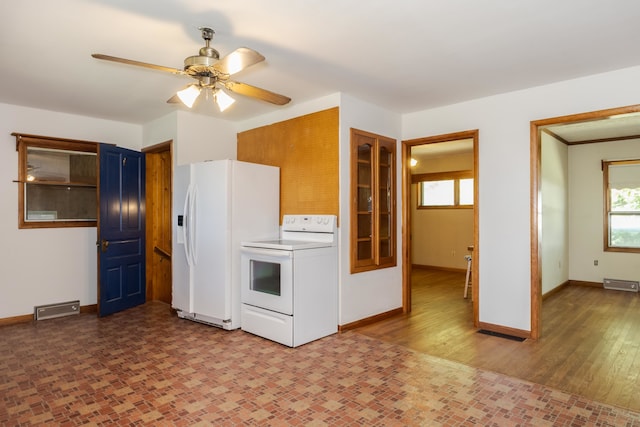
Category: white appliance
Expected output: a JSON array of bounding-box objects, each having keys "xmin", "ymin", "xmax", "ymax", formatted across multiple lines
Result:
[
  {"xmin": 240, "ymin": 214, "xmax": 338, "ymax": 347},
  {"xmin": 172, "ymin": 160, "xmax": 280, "ymax": 330}
]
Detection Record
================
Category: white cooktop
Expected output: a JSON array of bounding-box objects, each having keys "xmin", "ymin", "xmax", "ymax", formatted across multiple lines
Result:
[
  {"xmin": 241, "ymin": 239, "xmax": 332, "ymax": 251},
  {"xmin": 242, "ymin": 214, "xmax": 337, "ymax": 251}
]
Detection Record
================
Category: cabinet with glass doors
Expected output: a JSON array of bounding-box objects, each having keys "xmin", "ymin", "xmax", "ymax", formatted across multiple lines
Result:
[{"xmin": 350, "ymin": 128, "xmax": 396, "ymax": 273}]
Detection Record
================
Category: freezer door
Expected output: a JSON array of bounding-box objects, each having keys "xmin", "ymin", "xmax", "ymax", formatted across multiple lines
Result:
[
  {"xmin": 171, "ymin": 164, "xmax": 191, "ymax": 312},
  {"xmin": 191, "ymin": 161, "xmax": 232, "ymax": 321}
]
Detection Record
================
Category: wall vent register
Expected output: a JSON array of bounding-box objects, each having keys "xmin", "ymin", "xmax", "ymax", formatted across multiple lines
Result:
[
  {"xmin": 603, "ymin": 278, "xmax": 639, "ymax": 292},
  {"xmin": 34, "ymin": 300, "xmax": 80, "ymax": 320}
]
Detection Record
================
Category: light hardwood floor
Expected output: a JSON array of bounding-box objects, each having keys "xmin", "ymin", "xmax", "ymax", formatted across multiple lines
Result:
[{"xmin": 354, "ymin": 267, "xmax": 640, "ymax": 412}]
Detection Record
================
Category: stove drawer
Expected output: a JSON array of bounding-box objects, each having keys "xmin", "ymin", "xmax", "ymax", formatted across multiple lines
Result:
[{"xmin": 241, "ymin": 304, "xmax": 293, "ymax": 347}]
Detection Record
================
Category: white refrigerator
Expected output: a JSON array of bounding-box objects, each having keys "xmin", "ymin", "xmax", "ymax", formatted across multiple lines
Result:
[{"xmin": 172, "ymin": 159, "xmax": 280, "ymax": 330}]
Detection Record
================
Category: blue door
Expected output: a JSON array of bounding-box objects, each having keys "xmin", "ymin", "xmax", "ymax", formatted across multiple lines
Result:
[{"xmin": 98, "ymin": 144, "xmax": 146, "ymax": 316}]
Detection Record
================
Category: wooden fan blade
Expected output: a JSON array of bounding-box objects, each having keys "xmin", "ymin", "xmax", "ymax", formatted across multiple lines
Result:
[
  {"xmin": 92, "ymin": 54, "xmax": 184, "ymax": 75},
  {"xmin": 225, "ymin": 81, "xmax": 290, "ymax": 105},
  {"xmin": 214, "ymin": 48, "xmax": 265, "ymax": 76}
]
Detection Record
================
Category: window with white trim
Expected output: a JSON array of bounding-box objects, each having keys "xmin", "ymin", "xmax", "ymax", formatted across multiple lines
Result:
[
  {"xmin": 604, "ymin": 159, "xmax": 640, "ymax": 252},
  {"xmin": 415, "ymin": 170, "xmax": 473, "ymax": 209}
]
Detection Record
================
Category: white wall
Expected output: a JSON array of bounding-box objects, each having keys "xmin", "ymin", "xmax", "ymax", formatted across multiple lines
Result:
[
  {"xmin": 0, "ymin": 103, "xmax": 141, "ymax": 318},
  {"xmin": 143, "ymin": 111, "xmax": 177, "ymax": 150},
  {"xmin": 402, "ymin": 65, "xmax": 640, "ymax": 332},
  {"xmin": 175, "ymin": 111, "xmax": 238, "ymax": 164},
  {"xmin": 541, "ymin": 132, "xmax": 569, "ymax": 294},
  {"xmin": 568, "ymin": 138, "xmax": 640, "ymax": 284},
  {"xmin": 142, "ymin": 111, "xmax": 238, "ymax": 163},
  {"xmin": 338, "ymin": 94, "xmax": 403, "ymax": 325}
]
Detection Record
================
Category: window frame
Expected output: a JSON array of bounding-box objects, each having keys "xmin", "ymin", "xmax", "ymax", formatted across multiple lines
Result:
[
  {"xmin": 603, "ymin": 159, "xmax": 640, "ymax": 253},
  {"xmin": 13, "ymin": 133, "xmax": 99, "ymax": 229},
  {"xmin": 413, "ymin": 170, "xmax": 474, "ymax": 209}
]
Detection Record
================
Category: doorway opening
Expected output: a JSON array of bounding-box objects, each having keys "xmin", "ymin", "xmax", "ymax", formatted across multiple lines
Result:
[
  {"xmin": 402, "ymin": 130, "xmax": 479, "ymax": 328},
  {"xmin": 143, "ymin": 140, "xmax": 173, "ymax": 305},
  {"xmin": 530, "ymin": 104, "xmax": 640, "ymax": 339}
]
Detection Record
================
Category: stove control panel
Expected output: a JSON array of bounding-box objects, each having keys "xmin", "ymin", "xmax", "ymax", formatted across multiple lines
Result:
[{"xmin": 282, "ymin": 215, "xmax": 336, "ymax": 233}]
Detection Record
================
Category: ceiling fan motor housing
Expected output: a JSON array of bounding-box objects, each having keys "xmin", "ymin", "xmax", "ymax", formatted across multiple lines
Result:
[
  {"xmin": 183, "ymin": 27, "xmax": 221, "ymax": 78},
  {"xmin": 184, "ymin": 54, "xmax": 219, "ymax": 69}
]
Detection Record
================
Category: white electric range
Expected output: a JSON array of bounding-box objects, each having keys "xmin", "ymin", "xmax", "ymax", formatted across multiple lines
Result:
[{"xmin": 240, "ymin": 214, "xmax": 338, "ymax": 347}]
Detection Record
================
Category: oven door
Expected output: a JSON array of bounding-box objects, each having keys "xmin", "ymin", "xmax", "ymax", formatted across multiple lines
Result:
[{"xmin": 241, "ymin": 246, "xmax": 293, "ymax": 315}]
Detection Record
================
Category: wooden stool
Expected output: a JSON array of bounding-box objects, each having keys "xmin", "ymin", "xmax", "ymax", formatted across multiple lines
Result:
[{"xmin": 464, "ymin": 255, "xmax": 472, "ymax": 299}]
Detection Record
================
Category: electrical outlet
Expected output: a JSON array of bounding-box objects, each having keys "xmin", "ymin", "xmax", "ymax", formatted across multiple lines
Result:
[{"xmin": 594, "ymin": 260, "xmax": 598, "ymax": 266}]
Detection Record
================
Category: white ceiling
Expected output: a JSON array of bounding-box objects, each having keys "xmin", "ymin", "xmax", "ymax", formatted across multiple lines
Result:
[
  {"xmin": 545, "ymin": 113, "xmax": 640, "ymax": 143},
  {"xmin": 2, "ymin": 1, "xmax": 640, "ymax": 125},
  {"xmin": 411, "ymin": 139, "xmax": 473, "ymax": 163}
]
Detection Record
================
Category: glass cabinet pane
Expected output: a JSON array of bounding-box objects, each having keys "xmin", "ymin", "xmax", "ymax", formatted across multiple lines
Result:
[
  {"xmin": 357, "ymin": 143, "xmax": 372, "ymax": 162},
  {"xmin": 379, "ymin": 146, "xmax": 391, "ymax": 167},
  {"xmin": 25, "ymin": 184, "xmax": 97, "ymax": 221},
  {"xmin": 379, "ymin": 188, "xmax": 389, "ymax": 212},
  {"xmin": 26, "ymin": 147, "xmax": 96, "ymax": 185},
  {"xmin": 379, "ymin": 239, "xmax": 391, "ymax": 258},
  {"xmin": 357, "ymin": 162, "xmax": 371, "ymax": 188},
  {"xmin": 357, "ymin": 241, "xmax": 372, "ymax": 261},
  {"xmin": 379, "ymin": 213, "xmax": 391, "ymax": 258},
  {"xmin": 357, "ymin": 213, "xmax": 372, "ymax": 239},
  {"xmin": 358, "ymin": 187, "xmax": 372, "ymax": 212},
  {"xmin": 378, "ymin": 146, "xmax": 392, "ymax": 213}
]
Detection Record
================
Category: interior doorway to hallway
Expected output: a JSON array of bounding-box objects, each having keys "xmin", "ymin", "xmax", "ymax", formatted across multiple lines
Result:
[{"xmin": 402, "ymin": 130, "xmax": 479, "ymax": 327}]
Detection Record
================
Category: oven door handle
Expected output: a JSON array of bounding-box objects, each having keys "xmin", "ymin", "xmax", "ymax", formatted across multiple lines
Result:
[{"xmin": 241, "ymin": 247, "xmax": 293, "ymax": 260}]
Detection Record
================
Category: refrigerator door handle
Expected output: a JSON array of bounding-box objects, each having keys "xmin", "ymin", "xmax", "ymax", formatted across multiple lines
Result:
[
  {"xmin": 189, "ymin": 185, "xmax": 198, "ymax": 264},
  {"xmin": 183, "ymin": 183, "xmax": 195, "ymax": 267}
]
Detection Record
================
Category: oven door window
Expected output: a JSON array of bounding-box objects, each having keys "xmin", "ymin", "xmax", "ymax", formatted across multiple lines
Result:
[
  {"xmin": 241, "ymin": 248, "xmax": 293, "ymax": 315},
  {"xmin": 250, "ymin": 260, "xmax": 281, "ymax": 296}
]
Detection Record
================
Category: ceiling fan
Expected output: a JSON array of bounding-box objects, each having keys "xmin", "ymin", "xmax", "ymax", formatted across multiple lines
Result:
[{"xmin": 92, "ymin": 27, "xmax": 291, "ymax": 112}]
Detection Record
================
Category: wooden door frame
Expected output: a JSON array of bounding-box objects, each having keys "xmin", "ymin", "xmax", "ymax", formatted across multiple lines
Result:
[
  {"xmin": 143, "ymin": 140, "xmax": 173, "ymax": 302},
  {"xmin": 530, "ymin": 104, "xmax": 640, "ymax": 340},
  {"xmin": 402, "ymin": 129, "xmax": 479, "ymax": 328}
]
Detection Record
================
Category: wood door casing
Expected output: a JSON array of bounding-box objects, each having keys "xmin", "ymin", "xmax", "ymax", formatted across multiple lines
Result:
[{"xmin": 144, "ymin": 141, "xmax": 172, "ymax": 305}]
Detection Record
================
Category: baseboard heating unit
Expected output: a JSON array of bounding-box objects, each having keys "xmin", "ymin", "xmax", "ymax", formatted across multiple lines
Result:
[
  {"xmin": 34, "ymin": 300, "xmax": 80, "ymax": 320},
  {"xmin": 603, "ymin": 278, "xmax": 639, "ymax": 292}
]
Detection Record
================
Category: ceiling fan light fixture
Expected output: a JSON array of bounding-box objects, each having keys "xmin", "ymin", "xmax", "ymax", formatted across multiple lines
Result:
[
  {"xmin": 215, "ymin": 89, "xmax": 236, "ymax": 112},
  {"xmin": 176, "ymin": 84, "xmax": 201, "ymax": 108}
]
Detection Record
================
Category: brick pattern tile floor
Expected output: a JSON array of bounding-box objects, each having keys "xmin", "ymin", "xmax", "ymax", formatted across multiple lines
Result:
[{"xmin": 1, "ymin": 302, "xmax": 639, "ymax": 426}]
